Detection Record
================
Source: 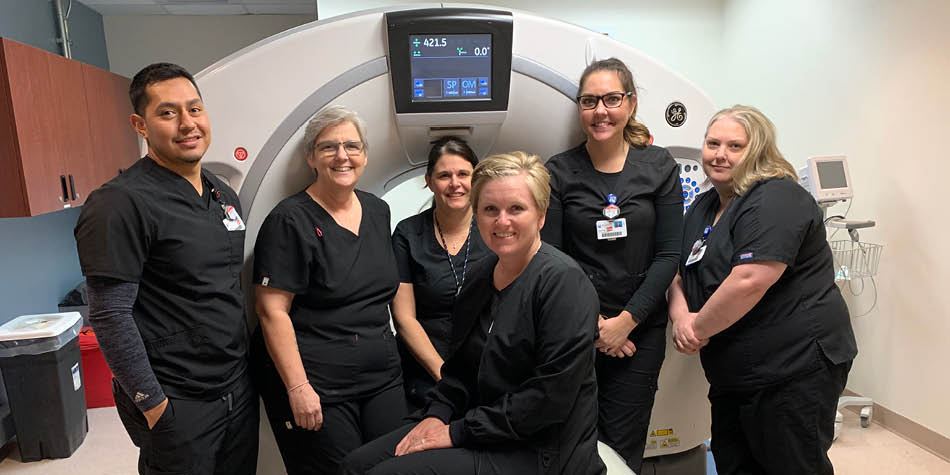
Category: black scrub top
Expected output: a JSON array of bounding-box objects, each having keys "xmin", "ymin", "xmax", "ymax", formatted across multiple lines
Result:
[
  {"xmin": 543, "ymin": 144, "xmax": 683, "ymax": 327},
  {"xmin": 75, "ymin": 156, "xmax": 249, "ymax": 400},
  {"xmin": 425, "ymin": 244, "xmax": 605, "ymax": 475},
  {"xmin": 680, "ymin": 178, "xmax": 858, "ymax": 390},
  {"xmin": 253, "ymin": 189, "xmax": 401, "ymax": 403},
  {"xmin": 391, "ymin": 207, "xmax": 491, "ymax": 364}
]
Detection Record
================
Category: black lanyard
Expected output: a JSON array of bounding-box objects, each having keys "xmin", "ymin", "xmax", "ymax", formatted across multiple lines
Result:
[{"xmin": 435, "ymin": 215, "xmax": 473, "ymax": 296}]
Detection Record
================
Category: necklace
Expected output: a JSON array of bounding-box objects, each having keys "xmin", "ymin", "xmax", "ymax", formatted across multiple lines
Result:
[{"xmin": 435, "ymin": 214, "xmax": 473, "ymax": 296}]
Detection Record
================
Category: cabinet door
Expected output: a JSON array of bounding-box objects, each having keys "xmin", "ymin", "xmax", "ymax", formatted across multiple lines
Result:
[
  {"xmin": 81, "ymin": 63, "xmax": 139, "ymax": 192},
  {"xmin": 2, "ymin": 39, "xmax": 71, "ymax": 216},
  {"xmin": 0, "ymin": 43, "xmax": 27, "ymax": 216},
  {"xmin": 48, "ymin": 53, "xmax": 95, "ymax": 207}
]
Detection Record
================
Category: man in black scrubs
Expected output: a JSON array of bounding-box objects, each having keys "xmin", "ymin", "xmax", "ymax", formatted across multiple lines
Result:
[{"xmin": 74, "ymin": 63, "xmax": 258, "ymax": 475}]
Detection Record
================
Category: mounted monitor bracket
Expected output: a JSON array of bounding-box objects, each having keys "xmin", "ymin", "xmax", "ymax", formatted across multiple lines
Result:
[{"xmin": 385, "ymin": 8, "xmax": 513, "ymax": 164}]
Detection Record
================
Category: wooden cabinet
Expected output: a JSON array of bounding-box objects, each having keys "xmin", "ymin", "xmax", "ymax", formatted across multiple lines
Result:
[
  {"xmin": 82, "ymin": 62, "xmax": 141, "ymax": 197},
  {"xmin": 0, "ymin": 37, "xmax": 139, "ymax": 218}
]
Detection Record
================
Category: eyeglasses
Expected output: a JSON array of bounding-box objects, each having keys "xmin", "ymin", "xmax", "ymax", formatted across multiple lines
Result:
[
  {"xmin": 576, "ymin": 92, "xmax": 633, "ymax": 110},
  {"xmin": 315, "ymin": 141, "xmax": 364, "ymax": 157}
]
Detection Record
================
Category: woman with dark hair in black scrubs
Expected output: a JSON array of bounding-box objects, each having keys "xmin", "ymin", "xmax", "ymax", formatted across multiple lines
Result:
[
  {"xmin": 391, "ymin": 136, "xmax": 491, "ymax": 410},
  {"xmin": 668, "ymin": 105, "xmax": 856, "ymax": 474},
  {"xmin": 542, "ymin": 57, "xmax": 683, "ymax": 473},
  {"xmin": 339, "ymin": 152, "xmax": 605, "ymax": 475},
  {"xmin": 250, "ymin": 105, "xmax": 406, "ymax": 474}
]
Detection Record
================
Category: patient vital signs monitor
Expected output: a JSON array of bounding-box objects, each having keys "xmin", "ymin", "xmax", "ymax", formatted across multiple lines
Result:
[{"xmin": 799, "ymin": 155, "xmax": 854, "ymax": 203}]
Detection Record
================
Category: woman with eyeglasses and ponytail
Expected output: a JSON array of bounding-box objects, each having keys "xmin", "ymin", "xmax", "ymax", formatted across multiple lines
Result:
[
  {"xmin": 542, "ymin": 57, "xmax": 684, "ymax": 474},
  {"xmin": 390, "ymin": 136, "xmax": 491, "ymax": 411}
]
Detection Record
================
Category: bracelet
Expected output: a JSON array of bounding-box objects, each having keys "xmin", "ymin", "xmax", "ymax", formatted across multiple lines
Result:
[{"xmin": 287, "ymin": 380, "xmax": 310, "ymax": 394}]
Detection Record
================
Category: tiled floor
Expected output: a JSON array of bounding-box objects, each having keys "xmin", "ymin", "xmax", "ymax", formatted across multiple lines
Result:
[
  {"xmin": 0, "ymin": 407, "xmax": 137, "ymax": 474},
  {"xmin": 829, "ymin": 411, "xmax": 949, "ymax": 475},
  {"xmin": 0, "ymin": 407, "xmax": 947, "ymax": 474}
]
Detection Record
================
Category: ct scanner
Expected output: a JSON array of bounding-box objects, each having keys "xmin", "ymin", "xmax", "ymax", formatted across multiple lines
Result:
[{"xmin": 194, "ymin": 4, "xmax": 715, "ymax": 474}]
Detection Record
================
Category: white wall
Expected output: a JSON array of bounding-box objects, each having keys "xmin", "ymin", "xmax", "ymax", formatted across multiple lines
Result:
[
  {"xmin": 717, "ymin": 0, "xmax": 950, "ymax": 437},
  {"xmin": 102, "ymin": 14, "xmax": 315, "ymax": 77}
]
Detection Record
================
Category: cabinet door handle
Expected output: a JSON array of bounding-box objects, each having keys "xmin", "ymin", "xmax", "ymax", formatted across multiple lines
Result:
[
  {"xmin": 60, "ymin": 175, "xmax": 69, "ymax": 202},
  {"xmin": 68, "ymin": 174, "xmax": 78, "ymax": 201}
]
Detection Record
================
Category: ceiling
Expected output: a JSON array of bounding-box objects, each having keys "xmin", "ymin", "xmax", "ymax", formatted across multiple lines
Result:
[{"xmin": 79, "ymin": 0, "xmax": 318, "ymax": 15}]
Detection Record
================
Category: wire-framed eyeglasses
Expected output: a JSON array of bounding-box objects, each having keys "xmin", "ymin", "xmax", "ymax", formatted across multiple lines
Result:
[
  {"xmin": 576, "ymin": 92, "xmax": 633, "ymax": 110},
  {"xmin": 315, "ymin": 141, "xmax": 364, "ymax": 157}
]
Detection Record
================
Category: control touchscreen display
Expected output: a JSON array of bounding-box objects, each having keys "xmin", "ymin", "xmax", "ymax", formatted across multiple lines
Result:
[{"xmin": 409, "ymin": 34, "xmax": 492, "ymax": 102}]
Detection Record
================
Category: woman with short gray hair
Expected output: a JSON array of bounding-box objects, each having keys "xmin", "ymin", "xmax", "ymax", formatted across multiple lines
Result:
[
  {"xmin": 250, "ymin": 105, "xmax": 407, "ymax": 474},
  {"xmin": 303, "ymin": 104, "xmax": 370, "ymax": 157}
]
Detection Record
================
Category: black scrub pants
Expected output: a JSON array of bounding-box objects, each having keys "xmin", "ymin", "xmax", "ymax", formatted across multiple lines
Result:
[
  {"xmin": 255, "ymin": 362, "xmax": 407, "ymax": 475},
  {"xmin": 596, "ymin": 322, "xmax": 666, "ymax": 474},
  {"xmin": 339, "ymin": 423, "xmax": 538, "ymax": 475},
  {"xmin": 708, "ymin": 354, "xmax": 852, "ymax": 475},
  {"xmin": 112, "ymin": 374, "xmax": 259, "ymax": 475}
]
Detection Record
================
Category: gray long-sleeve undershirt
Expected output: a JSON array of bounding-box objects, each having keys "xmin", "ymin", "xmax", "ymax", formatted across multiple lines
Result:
[{"xmin": 86, "ymin": 276, "xmax": 166, "ymax": 412}]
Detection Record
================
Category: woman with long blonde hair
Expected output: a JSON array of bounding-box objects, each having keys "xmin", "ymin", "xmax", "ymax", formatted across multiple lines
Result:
[{"xmin": 668, "ymin": 105, "xmax": 857, "ymax": 474}]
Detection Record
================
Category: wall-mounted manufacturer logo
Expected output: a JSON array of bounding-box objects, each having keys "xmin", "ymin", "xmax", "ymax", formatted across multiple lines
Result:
[{"xmin": 666, "ymin": 102, "xmax": 687, "ymax": 127}]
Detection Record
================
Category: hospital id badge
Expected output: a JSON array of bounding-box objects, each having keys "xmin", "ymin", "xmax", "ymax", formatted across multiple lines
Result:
[
  {"xmin": 685, "ymin": 244, "xmax": 706, "ymax": 266},
  {"xmin": 223, "ymin": 205, "xmax": 246, "ymax": 231},
  {"xmin": 596, "ymin": 218, "xmax": 627, "ymax": 241}
]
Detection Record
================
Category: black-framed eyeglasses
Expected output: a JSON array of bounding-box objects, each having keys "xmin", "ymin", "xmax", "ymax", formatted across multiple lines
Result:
[
  {"xmin": 315, "ymin": 140, "xmax": 364, "ymax": 157},
  {"xmin": 576, "ymin": 92, "xmax": 633, "ymax": 110}
]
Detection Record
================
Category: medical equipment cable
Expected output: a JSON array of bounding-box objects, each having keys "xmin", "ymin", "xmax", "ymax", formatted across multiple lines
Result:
[{"xmin": 847, "ymin": 276, "xmax": 878, "ymax": 318}]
